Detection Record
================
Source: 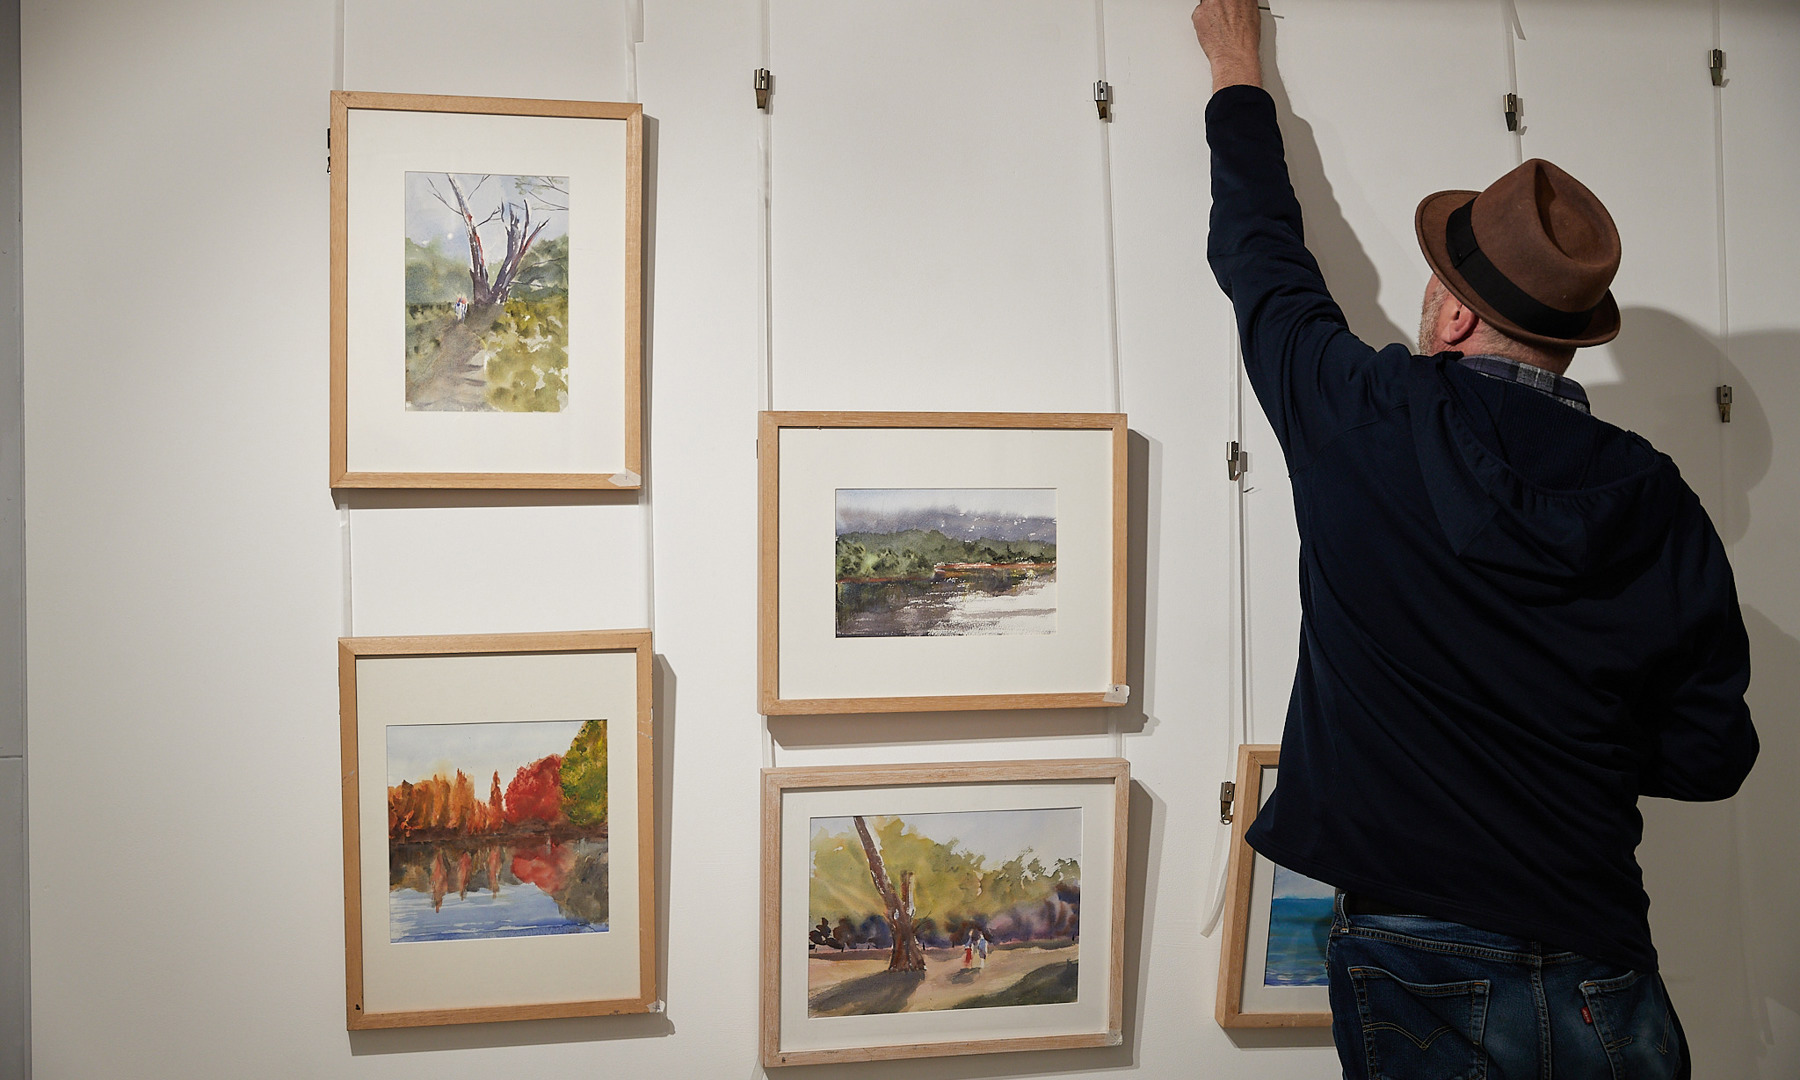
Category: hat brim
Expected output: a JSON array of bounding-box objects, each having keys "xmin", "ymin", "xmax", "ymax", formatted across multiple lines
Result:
[{"xmin": 1415, "ymin": 189, "xmax": 1620, "ymax": 349}]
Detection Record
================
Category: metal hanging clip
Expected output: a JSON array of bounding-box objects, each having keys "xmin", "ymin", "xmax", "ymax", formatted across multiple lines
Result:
[
  {"xmin": 754, "ymin": 68, "xmax": 773, "ymax": 111},
  {"xmin": 1220, "ymin": 781, "xmax": 1236, "ymax": 825},
  {"xmin": 1717, "ymin": 384, "xmax": 1733, "ymax": 423},
  {"xmin": 1226, "ymin": 440, "xmax": 1246, "ymax": 481},
  {"xmin": 1710, "ymin": 49, "xmax": 1726, "ymax": 88},
  {"xmin": 1503, "ymin": 92, "xmax": 1521, "ymax": 132},
  {"xmin": 1094, "ymin": 80, "xmax": 1114, "ymax": 121}
]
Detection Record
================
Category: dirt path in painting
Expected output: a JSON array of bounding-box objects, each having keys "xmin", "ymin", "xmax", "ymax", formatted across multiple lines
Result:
[
  {"xmin": 807, "ymin": 942, "xmax": 1077, "ymax": 1016},
  {"xmin": 406, "ymin": 310, "xmax": 489, "ymax": 411}
]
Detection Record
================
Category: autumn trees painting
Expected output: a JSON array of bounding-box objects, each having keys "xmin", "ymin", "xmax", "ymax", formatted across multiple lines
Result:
[{"xmin": 385, "ymin": 719, "xmax": 608, "ymax": 942}]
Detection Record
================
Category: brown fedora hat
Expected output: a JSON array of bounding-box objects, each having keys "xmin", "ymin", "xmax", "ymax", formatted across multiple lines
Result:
[{"xmin": 1415, "ymin": 158, "xmax": 1621, "ymax": 349}]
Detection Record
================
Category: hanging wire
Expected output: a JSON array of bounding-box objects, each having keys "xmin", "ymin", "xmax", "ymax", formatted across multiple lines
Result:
[
  {"xmin": 629, "ymin": 0, "xmax": 660, "ymax": 646},
  {"xmin": 335, "ymin": 1, "xmax": 351, "ymax": 640},
  {"xmin": 1094, "ymin": 0, "xmax": 1127, "ymax": 763},
  {"xmin": 1200, "ymin": 329, "xmax": 1251, "ymax": 937},
  {"xmin": 758, "ymin": 0, "xmax": 777, "ymax": 769},
  {"xmin": 1502, "ymin": 0, "xmax": 1524, "ymax": 167},
  {"xmin": 1708, "ymin": 0, "xmax": 1734, "ymax": 544}
]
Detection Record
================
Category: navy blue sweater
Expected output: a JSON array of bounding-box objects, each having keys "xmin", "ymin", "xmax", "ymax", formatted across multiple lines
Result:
[{"xmin": 1207, "ymin": 85, "xmax": 1758, "ymax": 973}]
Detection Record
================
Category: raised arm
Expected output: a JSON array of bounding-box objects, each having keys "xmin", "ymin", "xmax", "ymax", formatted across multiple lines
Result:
[{"xmin": 1195, "ymin": 1, "xmax": 1396, "ymax": 469}]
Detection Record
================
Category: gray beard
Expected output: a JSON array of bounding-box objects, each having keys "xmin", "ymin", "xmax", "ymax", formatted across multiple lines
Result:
[{"xmin": 1417, "ymin": 288, "xmax": 1447, "ymax": 355}]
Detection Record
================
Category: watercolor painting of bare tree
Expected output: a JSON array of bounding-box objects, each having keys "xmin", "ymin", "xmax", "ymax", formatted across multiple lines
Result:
[{"xmin": 403, "ymin": 172, "xmax": 570, "ymax": 412}]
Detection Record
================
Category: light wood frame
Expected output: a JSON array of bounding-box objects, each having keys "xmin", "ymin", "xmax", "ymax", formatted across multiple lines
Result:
[
  {"xmin": 1215, "ymin": 743, "xmax": 1333, "ymax": 1028},
  {"xmin": 757, "ymin": 411, "xmax": 1129, "ymax": 714},
  {"xmin": 329, "ymin": 91, "xmax": 644, "ymax": 489},
  {"xmin": 760, "ymin": 758, "xmax": 1130, "ymax": 1067},
  {"xmin": 338, "ymin": 630, "xmax": 658, "ymax": 1028}
]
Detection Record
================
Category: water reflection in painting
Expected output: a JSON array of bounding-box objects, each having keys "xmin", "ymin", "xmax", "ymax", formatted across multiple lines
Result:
[
  {"xmin": 835, "ymin": 488, "xmax": 1057, "ymax": 638},
  {"xmin": 386, "ymin": 718, "xmax": 608, "ymax": 943}
]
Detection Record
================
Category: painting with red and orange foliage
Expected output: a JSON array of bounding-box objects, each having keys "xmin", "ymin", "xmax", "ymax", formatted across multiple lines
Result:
[{"xmin": 385, "ymin": 719, "xmax": 607, "ymax": 943}]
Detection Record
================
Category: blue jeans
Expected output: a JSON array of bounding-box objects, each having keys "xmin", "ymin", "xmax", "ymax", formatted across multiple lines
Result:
[{"xmin": 1327, "ymin": 893, "xmax": 1689, "ymax": 1079}]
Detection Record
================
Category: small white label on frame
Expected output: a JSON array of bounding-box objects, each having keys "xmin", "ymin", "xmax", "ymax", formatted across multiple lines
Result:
[{"xmin": 1103, "ymin": 684, "xmax": 1130, "ymax": 704}]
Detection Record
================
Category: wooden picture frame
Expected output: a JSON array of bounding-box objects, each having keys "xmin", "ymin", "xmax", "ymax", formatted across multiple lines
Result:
[
  {"xmin": 338, "ymin": 630, "xmax": 657, "ymax": 1028},
  {"xmin": 758, "ymin": 411, "xmax": 1129, "ymax": 714},
  {"xmin": 760, "ymin": 759, "xmax": 1129, "ymax": 1067},
  {"xmin": 330, "ymin": 91, "xmax": 643, "ymax": 489},
  {"xmin": 1216, "ymin": 744, "xmax": 1333, "ymax": 1028}
]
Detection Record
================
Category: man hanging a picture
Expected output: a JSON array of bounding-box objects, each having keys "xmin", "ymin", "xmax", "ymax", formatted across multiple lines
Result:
[{"xmin": 1190, "ymin": 1, "xmax": 1758, "ymax": 1076}]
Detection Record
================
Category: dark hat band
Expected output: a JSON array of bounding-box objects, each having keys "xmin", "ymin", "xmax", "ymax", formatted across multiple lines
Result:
[{"xmin": 1446, "ymin": 200, "xmax": 1599, "ymax": 341}]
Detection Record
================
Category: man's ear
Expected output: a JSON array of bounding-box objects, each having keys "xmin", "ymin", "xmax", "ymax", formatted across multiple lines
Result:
[{"xmin": 1441, "ymin": 294, "xmax": 1481, "ymax": 348}]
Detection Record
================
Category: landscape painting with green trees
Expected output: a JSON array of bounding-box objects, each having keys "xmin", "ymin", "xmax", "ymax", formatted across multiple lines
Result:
[
  {"xmin": 403, "ymin": 171, "xmax": 569, "ymax": 412},
  {"xmin": 807, "ymin": 807, "xmax": 1081, "ymax": 1016},
  {"xmin": 385, "ymin": 718, "xmax": 607, "ymax": 943},
  {"xmin": 834, "ymin": 488, "xmax": 1056, "ymax": 638}
]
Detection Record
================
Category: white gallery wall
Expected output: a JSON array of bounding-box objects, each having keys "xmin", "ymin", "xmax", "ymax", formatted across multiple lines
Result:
[{"xmin": 18, "ymin": 1, "xmax": 1799, "ymax": 1078}]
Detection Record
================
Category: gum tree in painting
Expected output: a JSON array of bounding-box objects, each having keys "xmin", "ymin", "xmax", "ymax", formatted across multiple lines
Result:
[
  {"xmin": 807, "ymin": 808, "xmax": 1082, "ymax": 1016},
  {"xmin": 404, "ymin": 172, "xmax": 570, "ymax": 413},
  {"xmin": 852, "ymin": 815, "xmax": 927, "ymax": 973}
]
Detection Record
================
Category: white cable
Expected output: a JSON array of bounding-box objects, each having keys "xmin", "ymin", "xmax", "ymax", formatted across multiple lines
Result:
[
  {"xmin": 1094, "ymin": 0, "xmax": 1127, "ymax": 762},
  {"xmin": 1502, "ymin": 0, "xmax": 1524, "ymax": 167},
  {"xmin": 332, "ymin": 0, "xmax": 345, "ymax": 92},
  {"xmin": 626, "ymin": 0, "xmax": 643, "ymax": 105},
  {"xmin": 1202, "ymin": 328, "xmax": 1250, "ymax": 936},
  {"xmin": 758, "ymin": 0, "xmax": 777, "ymax": 769},
  {"xmin": 628, "ymin": 0, "xmax": 656, "ymax": 641},
  {"xmin": 334, "ymin": 4, "xmax": 350, "ymax": 641},
  {"xmin": 1709, "ymin": 0, "xmax": 1734, "ymax": 545},
  {"xmin": 337, "ymin": 502, "xmax": 353, "ymax": 640}
]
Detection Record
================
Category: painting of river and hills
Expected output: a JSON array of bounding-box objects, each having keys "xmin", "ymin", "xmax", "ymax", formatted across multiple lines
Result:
[
  {"xmin": 807, "ymin": 808, "xmax": 1081, "ymax": 1016},
  {"xmin": 386, "ymin": 719, "xmax": 607, "ymax": 944},
  {"xmin": 404, "ymin": 171, "xmax": 569, "ymax": 412},
  {"xmin": 834, "ymin": 488, "xmax": 1057, "ymax": 637},
  {"xmin": 1263, "ymin": 865, "xmax": 1332, "ymax": 986}
]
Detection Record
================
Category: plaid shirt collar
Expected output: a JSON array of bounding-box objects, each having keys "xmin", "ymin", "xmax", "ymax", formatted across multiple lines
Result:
[{"xmin": 1455, "ymin": 353, "xmax": 1591, "ymax": 414}]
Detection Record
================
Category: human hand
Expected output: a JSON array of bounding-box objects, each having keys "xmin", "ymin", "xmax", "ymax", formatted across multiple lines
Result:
[{"xmin": 1191, "ymin": 0, "xmax": 1263, "ymax": 93}]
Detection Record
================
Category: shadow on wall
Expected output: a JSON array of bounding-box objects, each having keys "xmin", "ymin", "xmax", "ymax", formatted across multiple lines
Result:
[
  {"xmin": 1733, "ymin": 606, "xmax": 1800, "ymax": 1074},
  {"xmin": 1588, "ymin": 307, "xmax": 1797, "ymax": 1074},
  {"xmin": 1586, "ymin": 307, "xmax": 1778, "ymax": 547},
  {"xmin": 1257, "ymin": 9, "xmax": 1410, "ymax": 351}
]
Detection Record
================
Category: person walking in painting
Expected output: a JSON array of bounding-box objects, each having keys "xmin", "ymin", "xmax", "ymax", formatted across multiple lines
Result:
[
  {"xmin": 1192, "ymin": 1, "xmax": 1757, "ymax": 1076},
  {"xmin": 962, "ymin": 928, "xmax": 976, "ymax": 970},
  {"xmin": 975, "ymin": 928, "xmax": 989, "ymax": 972}
]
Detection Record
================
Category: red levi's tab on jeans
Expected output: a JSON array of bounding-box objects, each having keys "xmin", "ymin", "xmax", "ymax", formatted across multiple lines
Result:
[{"xmin": 1581, "ymin": 1005, "xmax": 1594, "ymax": 1025}]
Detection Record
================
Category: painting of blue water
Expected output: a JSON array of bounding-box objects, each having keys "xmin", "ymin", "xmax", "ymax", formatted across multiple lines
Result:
[
  {"xmin": 390, "ymin": 879, "xmax": 609, "ymax": 943},
  {"xmin": 1264, "ymin": 865, "xmax": 1332, "ymax": 987},
  {"xmin": 388, "ymin": 837, "xmax": 610, "ymax": 944}
]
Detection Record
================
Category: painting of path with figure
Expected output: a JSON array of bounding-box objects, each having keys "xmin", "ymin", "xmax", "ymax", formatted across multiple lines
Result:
[
  {"xmin": 386, "ymin": 718, "xmax": 607, "ymax": 944},
  {"xmin": 834, "ymin": 488, "xmax": 1057, "ymax": 638},
  {"xmin": 403, "ymin": 171, "xmax": 570, "ymax": 413},
  {"xmin": 806, "ymin": 807, "xmax": 1082, "ymax": 1016}
]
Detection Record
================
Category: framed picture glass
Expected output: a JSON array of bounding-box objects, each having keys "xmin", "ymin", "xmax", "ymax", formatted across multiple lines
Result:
[
  {"xmin": 1216, "ymin": 744, "xmax": 1333, "ymax": 1028},
  {"xmin": 330, "ymin": 92, "xmax": 643, "ymax": 489},
  {"xmin": 337, "ymin": 630, "xmax": 657, "ymax": 1027},
  {"xmin": 761, "ymin": 760, "xmax": 1129, "ymax": 1066},
  {"xmin": 758, "ymin": 412, "xmax": 1128, "ymax": 714}
]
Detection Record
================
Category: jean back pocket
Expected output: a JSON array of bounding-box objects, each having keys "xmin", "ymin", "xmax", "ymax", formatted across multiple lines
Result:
[
  {"xmin": 1580, "ymin": 970, "xmax": 1683, "ymax": 1079},
  {"xmin": 1349, "ymin": 965, "xmax": 1489, "ymax": 1080}
]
